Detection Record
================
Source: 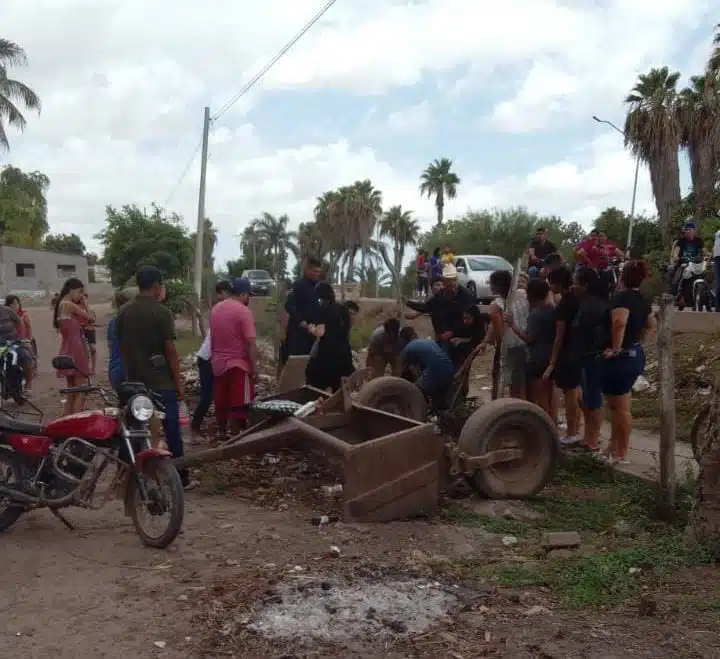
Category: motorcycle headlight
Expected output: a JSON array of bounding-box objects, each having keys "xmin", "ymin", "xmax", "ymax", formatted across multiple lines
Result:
[{"xmin": 129, "ymin": 394, "xmax": 154, "ymax": 422}]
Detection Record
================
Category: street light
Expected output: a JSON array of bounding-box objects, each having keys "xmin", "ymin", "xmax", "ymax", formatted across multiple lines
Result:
[{"xmin": 592, "ymin": 115, "xmax": 640, "ymax": 252}]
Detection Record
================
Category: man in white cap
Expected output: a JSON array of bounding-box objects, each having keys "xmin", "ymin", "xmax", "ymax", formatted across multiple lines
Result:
[{"xmin": 404, "ymin": 262, "xmax": 476, "ymax": 355}]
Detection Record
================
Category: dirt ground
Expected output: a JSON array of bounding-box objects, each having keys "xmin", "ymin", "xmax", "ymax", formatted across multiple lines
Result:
[{"xmin": 2, "ymin": 301, "xmax": 720, "ymax": 658}]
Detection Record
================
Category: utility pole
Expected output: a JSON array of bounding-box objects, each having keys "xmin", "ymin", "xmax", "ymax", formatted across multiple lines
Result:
[{"xmin": 193, "ymin": 106, "xmax": 211, "ymax": 336}]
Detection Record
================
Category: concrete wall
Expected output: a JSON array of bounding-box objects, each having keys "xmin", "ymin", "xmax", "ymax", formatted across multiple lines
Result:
[{"xmin": 0, "ymin": 246, "xmax": 89, "ymax": 296}]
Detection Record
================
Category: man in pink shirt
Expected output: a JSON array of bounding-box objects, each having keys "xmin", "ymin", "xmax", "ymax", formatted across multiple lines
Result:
[{"xmin": 209, "ymin": 277, "xmax": 259, "ymax": 440}]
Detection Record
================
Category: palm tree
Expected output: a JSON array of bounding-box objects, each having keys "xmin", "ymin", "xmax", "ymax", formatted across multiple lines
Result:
[
  {"xmin": 377, "ymin": 205, "xmax": 420, "ymax": 304},
  {"xmin": 240, "ymin": 223, "xmax": 265, "ymax": 269},
  {"xmin": 709, "ymin": 23, "xmax": 720, "ymax": 74},
  {"xmin": 624, "ymin": 67, "xmax": 682, "ymax": 241},
  {"xmin": 316, "ymin": 181, "xmax": 382, "ymax": 282},
  {"xmin": 251, "ymin": 212, "xmax": 296, "ymax": 281},
  {"xmin": 0, "ymin": 40, "xmax": 41, "ymax": 151},
  {"xmin": 678, "ymin": 75, "xmax": 720, "ymax": 221},
  {"xmin": 419, "ymin": 158, "xmax": 460, "ymax": 227}
]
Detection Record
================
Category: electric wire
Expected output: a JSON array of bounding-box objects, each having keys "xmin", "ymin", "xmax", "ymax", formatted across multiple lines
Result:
[{"xmin": 211, "ymin": 0, "xmax": 338, "ymax": 122}]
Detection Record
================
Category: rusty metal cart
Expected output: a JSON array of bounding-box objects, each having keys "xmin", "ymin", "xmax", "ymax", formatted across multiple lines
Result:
[{"xmin": 174, "ymin": 367, "xmax": 558, "ymax": 522}]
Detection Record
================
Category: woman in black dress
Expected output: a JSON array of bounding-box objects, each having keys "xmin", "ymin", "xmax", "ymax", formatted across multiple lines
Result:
[{"xmin": 305, "ymin": 281, "xmax": 354, "ymax": 392}]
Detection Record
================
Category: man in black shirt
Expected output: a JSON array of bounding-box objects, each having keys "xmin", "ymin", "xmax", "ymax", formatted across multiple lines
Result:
[
  {"xmin": 285, "ymin": 257, "xmax": 323, "ymax": 356},
  {"xmin": 528, "ymin": 227, "xmax": 557, "ymax": 278},
  {"xmin": 404, "ymin": 263, "xmax": 475, "ymax": 353}
]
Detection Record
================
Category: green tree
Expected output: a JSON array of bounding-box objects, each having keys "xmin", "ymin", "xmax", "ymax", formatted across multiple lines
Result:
[
  {"xmin": 0, "ymin": 165, "xmax": 50, "ymax": 246},
  {"xmin": 419, "ymin": 207, "xmax": 582, "ymax": 264},
  {"xmin": 43, "ymin": 232, "xmax": 86, "ymax": 254},
  {"xmin": 0, "ymin": 39, "xmax": 41, "ymax": 151},
  {"xmin": 419, "ymin": 158, "xmax": 461, "ymax": 227},
  {"xmin": 96, "ymin": 204, "xmax": 193, "ymax": 287},
  {"xmin": 624, "ymin": 67, "xmax": 682, "ymax": 242},
  {"xmin": 377, "ymin": 205, "xmax": 420, "ymax": 303}
]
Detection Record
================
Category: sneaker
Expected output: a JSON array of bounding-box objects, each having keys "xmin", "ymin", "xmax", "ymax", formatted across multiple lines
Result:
[
  {"xmin": 601, "ymin": 454, "xmax": 618, "ymax": 466},
  {"xmin": 560, "ymin": 436, "xmax": 581, "ymax": 446},
  {"xmin": 616, "ymin": 459, "xmax": 631, "ymax": 466},
  {"xmin": 183, "ymin": 479, "xmax": 199, "ymax": 491}
]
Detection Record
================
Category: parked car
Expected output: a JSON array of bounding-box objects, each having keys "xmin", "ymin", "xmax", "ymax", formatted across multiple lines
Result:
[
  {"xmin": 454, "ymin": 255, "xmax": 513, "ymax": 303},
  {"xmin": 241, "ymin": 269, "xmax": 274, "ymax": 296}
]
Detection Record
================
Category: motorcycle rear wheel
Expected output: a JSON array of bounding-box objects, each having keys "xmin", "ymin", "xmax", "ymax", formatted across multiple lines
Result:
[
  {"xmin": 0, "ymin": 448, "xmax": 24, "ymax": 532},
  {"xmin": 128, "ymin": 459, "xmax": 184, "ymax": 549}
]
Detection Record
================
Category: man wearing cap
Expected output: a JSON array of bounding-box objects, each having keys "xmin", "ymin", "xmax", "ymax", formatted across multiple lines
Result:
[
  {"xmin": 209, "ymin": 277, "xmax": 260, "ymax": 441},
  {"xmin": 116, "ymin": 266, "xmax": 194, "ymax": 489},
  {"xmin": 670, "ymin": 221, "xmax": 707, "ymax": 300},
  {"xmin": 404, "ymin": 263, "xmax": 475, "ymax": 355}
]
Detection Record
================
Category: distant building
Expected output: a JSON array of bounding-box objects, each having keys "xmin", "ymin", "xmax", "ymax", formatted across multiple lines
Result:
[{"xmin": 0, "ymin": 245, "xmax": 89, "ymax": 296}]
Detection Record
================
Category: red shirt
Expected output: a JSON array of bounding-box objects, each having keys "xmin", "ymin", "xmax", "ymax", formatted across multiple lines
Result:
[
  {"xmin": 416, "ymin": 255, "xmax": 426, "ymax": 270},
  {"xmin": 209, "ymin": 299, "xmax": 256, "ymax": 377}
]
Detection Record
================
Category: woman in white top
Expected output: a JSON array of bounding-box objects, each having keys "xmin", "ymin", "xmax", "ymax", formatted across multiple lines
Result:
[
  {"xmin": 474, "ymin": 270, "xmax": 529, "ymax": 399},
  {"xmin": 191, "ymin": 281, "xmax": 231, "ymax": 434}
]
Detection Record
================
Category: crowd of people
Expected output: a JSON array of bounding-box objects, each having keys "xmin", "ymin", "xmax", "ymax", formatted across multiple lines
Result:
[{"xmin": 0, "ymin": 223, "xmax": 672, "ymax": 494}]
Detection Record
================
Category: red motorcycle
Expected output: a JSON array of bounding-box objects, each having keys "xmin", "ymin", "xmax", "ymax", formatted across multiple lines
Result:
[{"xmin": 0, "ymin": 355, "xmax": 184, "ymax": 548}]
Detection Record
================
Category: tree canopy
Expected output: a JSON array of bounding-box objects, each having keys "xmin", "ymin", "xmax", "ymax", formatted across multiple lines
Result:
[
  {"xmin": 0, "ymin": 164, "xmax": 50, "ymax": 246},
  {"xmin": 95, "ymin": 204, "xmax": 193, "ymax": 287},
  {"xmin": 43, "ymin": 232, "xmax": 86, "ymax": 255}
]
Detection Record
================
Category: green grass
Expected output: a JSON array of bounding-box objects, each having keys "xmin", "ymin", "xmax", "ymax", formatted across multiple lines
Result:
[{"xmin": 435, "ymin": 453, "xmax": 715, "ymax": 610}]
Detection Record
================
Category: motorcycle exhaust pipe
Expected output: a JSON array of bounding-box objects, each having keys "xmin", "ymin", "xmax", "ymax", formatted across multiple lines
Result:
[{"xmin": 0, "ymin": 485, "xmax": 76, "ymax": 508}]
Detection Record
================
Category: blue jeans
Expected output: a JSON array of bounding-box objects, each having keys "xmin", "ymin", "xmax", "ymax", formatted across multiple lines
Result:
[
  {"xmin": 153, "ymin": 389, "xmax": 184, "ymax": 460},
  {"xmin": 191, "ymin": 357, "xmax": 213, "ymax": 431},
  {"xmin": 714, "ymin": 259, "xmax": 720, "ymax": 311},
  {"xmin": 528, "ymin": 265, "xmax": 541, "ymax": 279}
]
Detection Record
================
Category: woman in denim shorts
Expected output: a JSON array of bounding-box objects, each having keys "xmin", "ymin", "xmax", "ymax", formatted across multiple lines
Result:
[{"xmin": 599, "ymin": 261, "xmax": 656, "ymax": 464}]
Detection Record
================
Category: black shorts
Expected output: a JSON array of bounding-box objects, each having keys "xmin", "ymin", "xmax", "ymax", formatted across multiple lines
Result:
[
  {"xmin": 552, "ymin": 361, "xmax": 582, "ymax": 391},
  {"xmin": 84, "ymin": 329, "xmax": 96, "ymax": 345}
]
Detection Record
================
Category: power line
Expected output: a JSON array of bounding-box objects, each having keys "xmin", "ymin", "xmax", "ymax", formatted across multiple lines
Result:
[
  {"xmin": 164, "ymin": 138, "xmax": 203, "ymax": 206},
  {"xmin": 212, "ymin": 0, "xmax": 338, "ymax": 123}
]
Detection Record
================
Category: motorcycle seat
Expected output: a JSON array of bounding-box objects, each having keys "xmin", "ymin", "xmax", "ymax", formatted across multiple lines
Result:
[{"xmin": 0, "ymin": 414, "xmax": 44, "ymax": 435}]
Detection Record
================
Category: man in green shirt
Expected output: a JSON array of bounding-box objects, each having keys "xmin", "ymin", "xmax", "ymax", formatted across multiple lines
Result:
[{"xmin": 116, "ymin": 266, "xmax": 193, "ymax": 489}]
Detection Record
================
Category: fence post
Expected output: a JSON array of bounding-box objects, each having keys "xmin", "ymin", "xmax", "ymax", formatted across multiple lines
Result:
[{"xmin": 657, "ymin": 293, "xmax": 676, "ymax": 516}]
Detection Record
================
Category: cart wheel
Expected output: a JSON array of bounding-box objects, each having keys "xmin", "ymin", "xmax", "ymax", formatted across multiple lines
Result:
[
  {"xmin": 458, "ymin": 398, "xmax": 559, "ymax": 498},
  {"xmin": 355, "ymin": 376, "xmax": 427, "ymax": 421}
]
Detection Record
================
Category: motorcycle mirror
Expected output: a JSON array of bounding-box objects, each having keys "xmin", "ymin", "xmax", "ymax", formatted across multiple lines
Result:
[
  {"xmin": 149, "ymin": 355, "xmax": 167, "ymax": 370},
  {"xmin": 52, "ymin": 355, "xmax": 76, "ymax": 371}
]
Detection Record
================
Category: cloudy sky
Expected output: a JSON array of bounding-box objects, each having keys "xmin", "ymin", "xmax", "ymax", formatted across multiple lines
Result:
[{"xmin": 1, "ymin": 0, "xmax": 716, "ymax": 267}]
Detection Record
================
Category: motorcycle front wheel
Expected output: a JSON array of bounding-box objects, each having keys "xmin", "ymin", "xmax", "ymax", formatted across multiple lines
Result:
[{"xmin": 128, "ymin": 459, "xmax": 184, "ymax": 549}]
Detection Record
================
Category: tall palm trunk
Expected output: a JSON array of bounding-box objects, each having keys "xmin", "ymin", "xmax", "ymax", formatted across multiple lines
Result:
[
  {"xmin": 648, "ymin": 149, "xmax": 681, "ymax": 244},
  {"xmin": 436, "ymin": 190, "xmax": 444, "ymax": 226}
]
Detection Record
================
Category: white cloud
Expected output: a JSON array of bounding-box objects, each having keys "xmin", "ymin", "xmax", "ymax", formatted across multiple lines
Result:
[
  {"xmin": 0, "ymin": 0, "xmax": 707, "ymax": 268},
  {"xmin": 386, "ymin": 101, "xmax": 432, "ymax": 133},
  {"xmin": 484, "ymin": 0, "xmax": 714, "ymax": 132}
]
